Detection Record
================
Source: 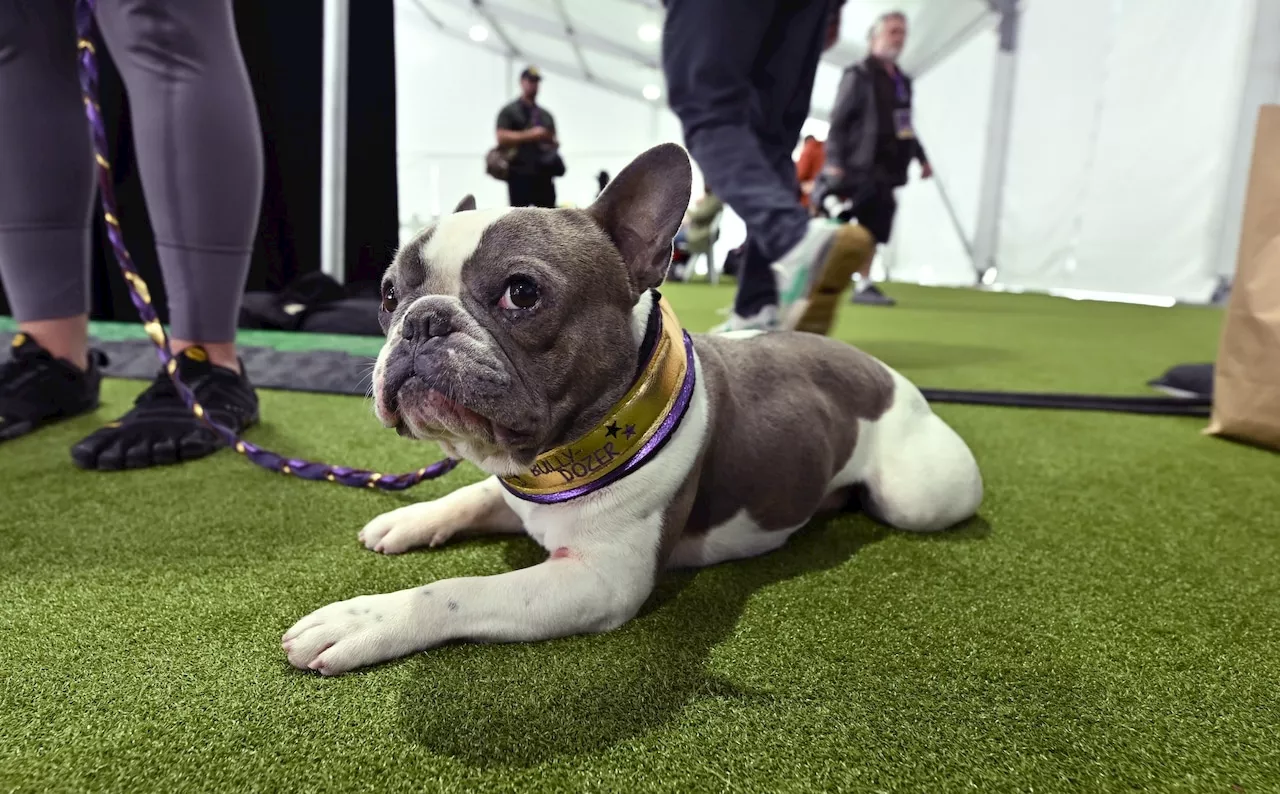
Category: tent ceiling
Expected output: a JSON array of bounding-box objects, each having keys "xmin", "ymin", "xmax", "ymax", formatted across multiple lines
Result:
[{"xmin": 403, "ymin": 0, "xmax": 993, "ymax": 119}]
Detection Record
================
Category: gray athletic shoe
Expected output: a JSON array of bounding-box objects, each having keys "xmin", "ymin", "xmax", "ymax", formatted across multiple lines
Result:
[{"xmin": 851, "ymin": 284, "xmax": 897, "ymax": 306}]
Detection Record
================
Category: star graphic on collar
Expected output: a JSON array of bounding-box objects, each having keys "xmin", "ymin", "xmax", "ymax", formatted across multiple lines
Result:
[
  {"xmin": 605, "ymin": 421, "xmax": 620, "ymax": 438},
  {"xmin": 624, "ymin": 424, "xmax": 636, "ymax": 439}
]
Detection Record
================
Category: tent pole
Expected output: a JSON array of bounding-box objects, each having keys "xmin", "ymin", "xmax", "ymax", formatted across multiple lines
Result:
[
  {"xmin": 321, "ymin": 0, "xmax": 350, "ymax": 283},
  {"xmin": 972, "ymin": 0, "xmax": 1019, "ymax": 285}
]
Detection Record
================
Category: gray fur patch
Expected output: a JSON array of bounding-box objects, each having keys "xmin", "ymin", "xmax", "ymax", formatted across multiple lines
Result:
[
  {"xmin": 681, "ymin": 332, "xmax": 896, "ymax": 534},
  {"xmin": 394, "ymin": 231, "xmax": 431, "ymax": 291},
  {"xmin": 456, "ymin": 209, "xmax": 643, "ymax": 453},
  {"xmin": 375, "ymin": 143, "xmax": 693, "ymax": 469}
]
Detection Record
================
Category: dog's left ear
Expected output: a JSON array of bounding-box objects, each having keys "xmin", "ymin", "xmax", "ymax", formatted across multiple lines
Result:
[
  {"xmin": 453, "ymin": 194, "xmax": 477, "ymax": 213},
  {"xmin": 588, "ymin": 143, "xmax": 693, "ymax": 295}
]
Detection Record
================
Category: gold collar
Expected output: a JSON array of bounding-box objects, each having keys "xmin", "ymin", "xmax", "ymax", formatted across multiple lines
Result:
[{"xmin": 500, "ymin": 295, "xmax": 695, "ymax": 503}]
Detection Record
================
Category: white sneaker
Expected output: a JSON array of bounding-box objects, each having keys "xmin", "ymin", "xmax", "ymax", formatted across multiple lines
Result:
[
  {"xmin": 708, "ymin": 304, "xmax": 779, "ymax": 334},
  {"xmin": 772, "ymin": 219, "xmax": 876, "ymax": 335}
]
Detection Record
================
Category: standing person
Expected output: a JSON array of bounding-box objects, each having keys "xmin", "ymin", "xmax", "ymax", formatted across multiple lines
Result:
[
  {"xmin": 495, "ymin": 66, "xmax": 564, "ymax": 209},
  {"xmin": 663, "ymin": 0, "xmax": 876, "ymax": 335},
  {"xmin": 821, "ymin": 10, "xmax": 932, "ymax": 307},
  {"xmin": 0, "ymin": 0, "xmax": 264, "ymax": 471}
]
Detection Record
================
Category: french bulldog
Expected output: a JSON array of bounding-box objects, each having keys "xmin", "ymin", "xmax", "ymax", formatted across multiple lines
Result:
[{"xmin": 282, "ymin": 143, "xmax": 983, "ymax": 676}]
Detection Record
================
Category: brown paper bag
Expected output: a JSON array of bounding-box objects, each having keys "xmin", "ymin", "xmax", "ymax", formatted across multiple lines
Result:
[{"xmin": 1206, "ymin": 105, "xmax": 1280, "ymax": 450}]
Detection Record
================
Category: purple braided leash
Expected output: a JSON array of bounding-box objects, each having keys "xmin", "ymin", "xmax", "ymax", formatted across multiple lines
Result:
[{"xmin": 72, "ymin": 0, "xmax": 458, "ymax": 491}]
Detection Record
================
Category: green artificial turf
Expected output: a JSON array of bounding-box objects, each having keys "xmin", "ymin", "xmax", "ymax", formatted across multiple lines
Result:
[{"xmin": 3, "ymin": 284, "xmax": 1279, "ymax": 792}]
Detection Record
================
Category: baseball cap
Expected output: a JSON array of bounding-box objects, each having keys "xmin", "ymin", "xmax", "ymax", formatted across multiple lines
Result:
[{"xmin": 520, "ymin": 65, "xmax": 542, "ymax": 81}]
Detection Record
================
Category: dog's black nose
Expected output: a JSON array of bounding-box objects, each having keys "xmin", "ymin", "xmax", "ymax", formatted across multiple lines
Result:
[
  {"xmin": 400, "ymin": 312, "xmax": 428, "ymax": 342},
  {"xmin": 398, "ymin": 298, "xmax": 461, "ymax": 345},
  {"xmin": 400, "ymin": 309, "xmax": 445, "ymax": 342}
]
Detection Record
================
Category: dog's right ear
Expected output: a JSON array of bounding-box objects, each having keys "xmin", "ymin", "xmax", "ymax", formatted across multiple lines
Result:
[{"xmin": 453, "ymin": 194, "xmax": 477, "ymax": 213}]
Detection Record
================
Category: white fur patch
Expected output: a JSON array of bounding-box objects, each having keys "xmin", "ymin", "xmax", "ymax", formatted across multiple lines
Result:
[
  {"xmin": 632, "ymin": 290, "xmax": 654, "ymax": 345},
  {"xmin": 422, "ymin": 207, "xmax": 512, "ymax": 296},
  {"xmin": 668, "ymin": 509, "xmax": 796, "ymax": 568},
  {"xmin": 371, "ymin": 314, "xmax": 404, "ymax": 426},
  {"xmin": 852, "ymin": 366, "xmax": 984, "ymax": 531}
]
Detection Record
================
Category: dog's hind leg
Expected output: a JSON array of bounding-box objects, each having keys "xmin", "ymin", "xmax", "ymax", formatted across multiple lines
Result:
[
  {"xmin": 358, "ymin": 476, "xmax": 524, "ymax": 554},
  {"xmin": 667, "ymin": 512, "xmax": 804, "ymax": 569},
  {"xmin": 855, "ymin": 368, "xmax": 983, "ymax": 532}
]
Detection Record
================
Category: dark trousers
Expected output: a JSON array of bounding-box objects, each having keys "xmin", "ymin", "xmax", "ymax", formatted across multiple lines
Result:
[
  {"xmin": 0, "ymin": 0, "xmax": 263, "ymax": 342},
  {"xmin": 507, "ymin": 175, "xmax": 556, "ymax": 208},
  {"xmin": 663, "ymin": 0, "xmax": 831, "ymax": 316},
  {"xmin": 838, "ymin": 186, "xmax": 898, "ymax": 245}
]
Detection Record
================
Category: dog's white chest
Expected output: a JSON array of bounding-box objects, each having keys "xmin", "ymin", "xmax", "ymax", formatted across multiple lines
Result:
[{"xmin": 499, "ymin": 495, "xmax": 563, "ymax": 551}]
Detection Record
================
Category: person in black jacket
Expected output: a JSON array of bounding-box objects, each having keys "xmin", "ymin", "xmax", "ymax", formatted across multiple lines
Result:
[
  {"xmin": 820, "ymin": 10, "xmax": 931, "ymax": 307},
  {"xmin": 495, "ymin": 66, "xmax": 563, "ymax": 208}
]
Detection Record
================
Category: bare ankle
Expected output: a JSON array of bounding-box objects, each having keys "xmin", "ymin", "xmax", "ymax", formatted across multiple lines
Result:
[{"xmin": 19, "ymin": 316, "xmax": 90, "ymax": 372}]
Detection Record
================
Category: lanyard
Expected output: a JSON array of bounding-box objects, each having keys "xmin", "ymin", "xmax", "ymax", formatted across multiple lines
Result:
[{"xmin": 892, "ymin": 70, "xmax": 908, "ymax": 103}]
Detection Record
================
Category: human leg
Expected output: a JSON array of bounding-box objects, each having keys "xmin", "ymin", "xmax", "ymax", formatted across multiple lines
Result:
[
  {"xmin": 69, "ymin": 0, "xmax": 263, "ymax": 470},
  {"xmin": 730, "ymin": 238, "xmax": 779, "ymax": 320},
  {"xmin": 838, "ymin": 190, "xmax": 897, "ymax": 247},
  {"xmin": 508, "ymin": 175, "xmax": 555, "ymax": 209},
  {"xmin": 666, "ymin": 0, "xmax": 872, "ymax": 336},
  {"xmin": 97, "ymin": 0, "xmax": 264, "ymax": 371},
  {"xmin": 0, "ymin": 0, "xmax": 105, "ymax": 441},
  {"xmin": 536, "ymin": 178, "xmax": 557, "ymax": 209},
  {"xmin": 0, "ymin": 0, "xmax": 96, "ymax": 367},
  {"xmin": 95, "ymin": 0, "xmax": 264, "ymax": 369},
  {"xmin": 662, "ymin": 0, "xmax": 809, "ymax": 264},
  {"xmin": 720, "ymin": 1, "xmax": 830, "ymax": 324},
  {"xmin": 663, "ymin": 0, "xmax": 808, "ymax": 332},
  {"xmin": 841, "ymin": 189, "xmax": 899, "ymax": 306},
  {"xmin": 508, "ymin": 176, "xmax": 534, "ymax": 207},
  {"xmin": 751, "ymin": 0, "xmax": 879, "ymax": 332}
]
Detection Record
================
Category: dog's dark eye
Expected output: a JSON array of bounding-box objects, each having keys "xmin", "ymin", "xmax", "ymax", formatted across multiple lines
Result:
[
  {"xmin": 381, "ymin": 284, "xmax": 398, "ymax": 314},
  {"xmin": 499, "ymin": 276, "xmax": 540, "ymax": 310}
]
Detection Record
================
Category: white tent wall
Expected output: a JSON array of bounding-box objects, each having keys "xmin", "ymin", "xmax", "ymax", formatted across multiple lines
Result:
[
  {"xmin": 392, "ymin": 1, "xmax": 694, "ymax": 242},
  {"xmin": 384, "ymin": 0, "xmax": 1264, "ymax": 300},
  {"xmin": 883, "ymin": 22, "xmax": 999, "ymax": 286},
  {"xmin": 388, "ymin": 0, "xmax": 1000, "ymax": 266},
  {"xmin": 893, "ymin": 0, "xmax": 997, "ymax": 76},
  {"xmin": 995, "ymin": 0, "xmax": 1254, "ymax": 303},
  {"xmin": 1072, "ymin": 0, "xmax": 1253, "ymax": 302}
]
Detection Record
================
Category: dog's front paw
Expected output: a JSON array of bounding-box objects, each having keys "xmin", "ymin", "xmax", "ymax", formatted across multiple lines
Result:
[
  {"xmin": 282, "ymin": 590, "xmax": 422, "ymax": 675},
  {"xmin": 358, "ymin": 502, "xmax": 459, "ymax": 554}
]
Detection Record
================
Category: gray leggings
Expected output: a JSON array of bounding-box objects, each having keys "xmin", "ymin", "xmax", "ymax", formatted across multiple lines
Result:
[{"xmin": 0, "ymin": 0, "xmax": 263, "ymax": 342}]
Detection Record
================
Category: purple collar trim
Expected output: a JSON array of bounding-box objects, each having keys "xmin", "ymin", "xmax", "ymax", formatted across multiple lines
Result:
[{"xmin": 499, "ymin": 328, "xmax": 697, "ymax": 505}]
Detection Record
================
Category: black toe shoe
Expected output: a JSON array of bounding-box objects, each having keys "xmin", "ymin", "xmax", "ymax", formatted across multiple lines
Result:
[
  {"xmin": 70, "ymin": 346, "xmax": 259, "ymax": 471},
  {"xmin": 0, "ymin": 333, "xmax": 105, "ymax": 443}
]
